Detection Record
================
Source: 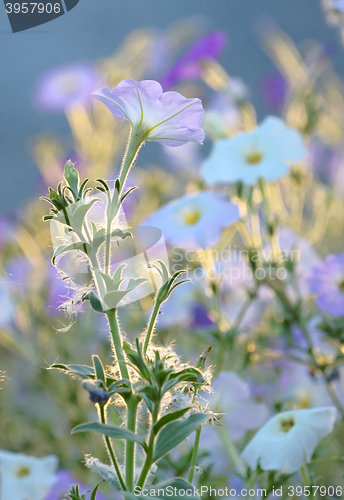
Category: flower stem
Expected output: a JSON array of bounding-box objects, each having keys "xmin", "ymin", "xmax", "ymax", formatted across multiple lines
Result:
[
  {"xmin": 119, "ymin": 128, "xmax": 144, "ymax": 192},
  {"xmin": 106, "ymin": 309, "xmax": 130, "ymax": 381},
  {"xmin": 188, "ymin": 426, "xmax": 202, "ymax": 483},
  {"xmin": 143, "ymin": 299, "xmax": 160, "ymax": 354},
  {"xmin": 126, "ymin": 396, "xmax": 139, "ymax": 491},
  {"xmin": 136, "ymin": 404, "xmax": 159, "ymax": 488},
  {"xmin": 99, "ymin": 403, "xmax": 127, "ymax": 491},
  {"xmin": 300, "ymin": 463, "xmax": 310, "ymax": 485},
  {"xmin": 105, "ymin": 217, "xmax": 112, "ymax": 276},
  {"xmin": 217, "ymin": 425, "xmax": 246, "ymax": 476}
]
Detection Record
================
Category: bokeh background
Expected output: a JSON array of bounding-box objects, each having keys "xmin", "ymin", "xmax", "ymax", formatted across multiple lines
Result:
[
  {"xmin": 0, "ymin": 0, "xmax": 342, "ymax": 213},
  {"xmin": 2, "ymin": 0, "xmax": 344, "ymax": 497}
]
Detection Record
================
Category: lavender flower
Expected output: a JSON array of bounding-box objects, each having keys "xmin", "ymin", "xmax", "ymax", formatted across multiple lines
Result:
[
  {"xmin": 308, "ymin": 253, "xmax": 344, "ymax": 317},
  {"xmin": 34, "ymin": 62, "xmax": 99, "ymax": 112},
  {"xmin": 161, "ymin": 31, "xmax": 228, "ymax": 89},
  {"xmin": 142, "ymin": 191, "xmax": 239, "ymax": 249},
  {"xmin": 92, "ymin": 79, "xmax": 204, "ymax": 147},
  {"xmin": 209, "ymin": 371, "xmax": 269, "ymax": 441}
]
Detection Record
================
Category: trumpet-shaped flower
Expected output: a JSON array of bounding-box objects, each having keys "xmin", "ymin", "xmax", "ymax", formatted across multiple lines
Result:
[
  {"xmin": 241, "ymin": 407, "xmax": 336, "ymax": 473},
  {"xmin": 92, "ymin": 79, "xmax": 204, "ymax": 147},
  {"xmin": 0, "ymin": 450, "xmax": 58, "ymax": 500},
  {"xmin": 201, "ymin": 116, "xmax": 307, "ymax": 186},
  {"xmin": 142, "ymin": 191, "xmax": 239, "ymax": 249},
  {"xmin": 307, "ymin": 253, "xmax": 344, "ymax": 317}
]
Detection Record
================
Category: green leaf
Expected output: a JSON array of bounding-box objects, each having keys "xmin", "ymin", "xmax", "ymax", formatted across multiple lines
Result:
[
  {"xmin": 153, "ymin": 407, "xmax": 191, "ymax": 435},
  {"xmin": 124, "ymin": 478, "xmax": 200, "ymax": 500},
  {"xmin": 64, "ymin": 160, "xmax": 80, "ymax": 198},
  {"xmin": 120, "ymin": 186, "xmax": 138, "ymax": 203},
  {"xmin": 89, "ymin": 291, "xmax": 104, "ymax": 313},
  {"xmin": 90, "ymin": 482, "xmax": 104, "ymax": 500},
  {"xmin": 92, "ymin": 355, "xmax": 106, "ymax": 383},
  {"xmin": 52, "ymin": 241, "xmax": 92, "ymax": 265},
  {"xmin": 103, "ymin": 278, "xmax": 147, "ymax": 309},
  {"xmin": 72, "ymin": 198, "xmax": 101, "ymax": 229},
  {"xmin": 153, "ymin": 413, "xmax": 209, "ymax": 462},
  {"xmin": 72, "ymin": 422, "xmax": 145, "ymax": 447},
  {"xmin": 50, "ymin": 363, "xmax": 95, "ymax": 379}
]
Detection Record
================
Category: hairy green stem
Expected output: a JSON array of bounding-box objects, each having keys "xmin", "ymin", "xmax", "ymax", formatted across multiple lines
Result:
[
  {"xmin": 106, "ymin": 309, "xmax": 130, "ymax": 381},
  {"xmin": 136, "ymin": 404, "xmax": 159, "ymax": 488},
  {"xmin": 126, "ymin": 397, "xmax": 139, "ymax": 491},
  {"xmin": 188, "ymin": 426, "xmax": 201, "ymax": 483},
  {"xmin": 143, "ymin": 299, "xmax": 160, "ymax": 354},
  {"xmin": 105, "ymin": 218, "xmax": 112, "ymax": 276},
  {"xmin": 119, "ymin": 128, "xmax": 144, "ymax": 192},
  {"xmin": 99, "ymin": 404, "xmax": 127, "ymax": 491}
]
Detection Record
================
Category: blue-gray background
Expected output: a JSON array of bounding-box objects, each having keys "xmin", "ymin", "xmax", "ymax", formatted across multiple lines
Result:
[{"xmin": 0, "ymin": 0, "xmax": 341, "ymax": 214}]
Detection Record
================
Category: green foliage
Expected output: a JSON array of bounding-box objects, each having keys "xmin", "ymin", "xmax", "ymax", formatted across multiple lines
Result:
[
  {"xmin": 153, "ymin": 413, "xmax": 209, "ymax": 462},
  {"xmin": 72, "ymin": 422, "xmax": 146, "ymax": 448}
]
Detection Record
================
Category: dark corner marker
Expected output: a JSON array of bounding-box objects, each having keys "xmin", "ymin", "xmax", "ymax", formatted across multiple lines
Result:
[{"xmin": 3, "ymin": 0, "xmax": 80, "ymax": 33}]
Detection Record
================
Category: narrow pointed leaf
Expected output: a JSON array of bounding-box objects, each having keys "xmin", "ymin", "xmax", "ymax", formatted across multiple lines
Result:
[
  {"xmin": 153, "ymin": 407, "xmax": 191, "ymax": 435},
  {"xmin": 92, "ymin": 355, "xmax": 106, "ymax": 383},
  {"xmin": 153, "ymin": 413, "xmax": 209, "ymax": 462},
  {"xmin": 72, "ymin": 422, "xmax": 145, "ymax": 447},
  {"xmin": 89, "ymin": 291, "xmax": 104, "ymax": 313}
]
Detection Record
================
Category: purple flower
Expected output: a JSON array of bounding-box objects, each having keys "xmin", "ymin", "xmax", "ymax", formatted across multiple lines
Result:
[
  {"xmin": 45, "ymin": 470, "xmax": 108, "ymax": 500},
  {"xmin": 160, "ymin": 31, "xmax": 228, "ymax": 89},
  {"xmin": 92, "ymin": 79, "xmax": 204, "ymax": 147},
  {"xmin": 209, "ymin": 371, "xmax": 269, "ymax": 441},
  {"xmin": 262, "ymin": 72, "xmax": 288, "ymax": 110},
  {"xmin": 34, "ymin": 62, "xmax": 99, "ymax": 112},
  {"xmin": 141, "ymin": 191, "xmax": 239, "ymax": 249},
  {"xmin": 308, "ymin": 254, "xmax": 344, "ymax": 317}
]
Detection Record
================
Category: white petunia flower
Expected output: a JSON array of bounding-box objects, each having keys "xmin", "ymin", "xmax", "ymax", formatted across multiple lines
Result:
[
  {"xmin": 0, "ymin": 450, "xmax": 58, "ymax": 500},
  {"xmin": 201, "ymin": 116, "xmax": 307, "ymax": 186},
  {"xmin": 241, "ymin": 407, "xmax": 336, "ymax": 474}
]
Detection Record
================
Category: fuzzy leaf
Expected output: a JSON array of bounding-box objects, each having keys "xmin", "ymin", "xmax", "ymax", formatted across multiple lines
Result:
[
  {"xmin": 153, "ymin": 413, "xmax": 209, "ymax": 462},
  {"xmin": 50, "ymin": 363, "xmax": 95, "ymax": 380},
  {"xmin": 72, "ymin": 422, "xmax": 145, "ymax": 447},
  {"xmin": 52, "ymin": 241, "xmax": 92, "ymax": 265},
  {"xmin": 153, "ymin": 407, "xmax": 191, "ymax": 435}
]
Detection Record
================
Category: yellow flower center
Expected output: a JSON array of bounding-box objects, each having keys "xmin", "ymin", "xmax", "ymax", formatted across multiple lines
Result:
[
  {"xmin": 245, "ymin": 151, "xmax": 262, "ymax": 165},
  {"xmin": 339, "ymin": 278, "xmax": 344, "ymax": 292},
  {"xmin": 16, "ymin": 466, "xmax": 30, "ymax": 478},
  {"xmin": 280, "ymin": 416, "xmax": 295, "ymax": 432},
  {"xmin": 183, "ymin": 210, "xmax": 201, "ymax": 225}
]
